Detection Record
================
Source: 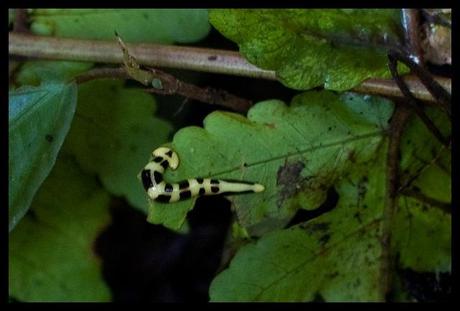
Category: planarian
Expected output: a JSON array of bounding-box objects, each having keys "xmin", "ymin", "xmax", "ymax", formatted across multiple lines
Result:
[{"xmin": 141, "ymin": 147, "xmax": 265, "ymax": 203}]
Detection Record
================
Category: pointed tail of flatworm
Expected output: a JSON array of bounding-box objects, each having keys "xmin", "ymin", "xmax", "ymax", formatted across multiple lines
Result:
[{"xmin": 140, "ymin": 147, "xmax": 265, "ymax": 203}]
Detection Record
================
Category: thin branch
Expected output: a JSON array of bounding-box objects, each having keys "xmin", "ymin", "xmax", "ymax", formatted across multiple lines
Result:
[
  {"xmin": 401, "ymin": 9, "xmax": 424, "ymax": 65},
  {"xmin": 9, "ymin": 32, "xmax": 274, "ymax": 80},
  {"xmin": 380, "ymin": 103, "xmax": 413, "ymax": 300},
  {"xmin": 9, "ymin": 32, "xmax": 451, "ymax": 104},
  {"xmin": 388, "ymin": 52, "xmax": 450, "ymax": 147},
  {"xmin": 75, "ymin": 67, "xmax": 253, "ymax": 113},
  {"xmin": 353, "ymin": 75, "xmax": 450, "ymax": 103},
  {"xmin": 74, "ymin": 67, "xmax": 129, "ymax": 84},
  {"xmin": 389, "ymin": 49, "xmax": 451, "ymax": 116}
]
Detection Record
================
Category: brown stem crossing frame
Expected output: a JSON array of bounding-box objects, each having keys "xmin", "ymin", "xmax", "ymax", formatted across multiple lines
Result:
[{"xmin": 9, "ymin": 33, "xmax": 451, "ymax": 106}]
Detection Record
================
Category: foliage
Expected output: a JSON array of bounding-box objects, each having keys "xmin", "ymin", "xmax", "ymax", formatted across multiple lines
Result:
[
  {"xmin": 9, "ymin": 154, "xmax": 112, "ymax": 301},
  {"xmin": 149, "ymin": 91, "xmax": 394, "ymax": 235},
  {"xmin": 64, "ymin": 80, "xmax": 173, "ymax": 212},
  {"xmin": 9, "ymin": 82, "xmax": 77, "ymax": 231},
  {"xmin": 9, "ymin": 9, "xmax": 450, "ymax": 302},
  {"xmin": 29, "ymin": 9, "xmax": 210, "ymax": 44},
  {"xmin": 210, "ymin": 9, "xmax": 408, "ymax": 91}
]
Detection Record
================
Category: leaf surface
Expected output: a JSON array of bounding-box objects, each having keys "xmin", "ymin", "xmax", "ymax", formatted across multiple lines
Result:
[
  {"xmin": 63, "ymin": 80, "xmax": 173, "ymax": 213},
  {"xmin": 148, "ymin": 91, "xmax": 394, "ymax": 233},
  {"xmin": 210, "ymin": 130, "xmax": 451, "ymax": 301},
  {"xmin": 9, "ymin": 82, "xmax": 77, "ymax": 231},
  {"xmin": 210, "ymin": 9, "xmax": 407, "ymax": 91},
  {"xmin": 30, "ymin": 9, "xmax": 210, "ymax": 44},
  {"xmin": 9, "ymin": 154, "xmax": 112, "ymax": 302}
]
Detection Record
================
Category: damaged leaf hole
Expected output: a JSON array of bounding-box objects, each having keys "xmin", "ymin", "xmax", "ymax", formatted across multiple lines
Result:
[
  {"xmin": 286, "ymin": 187, "xmax": 339, "ymax": 227},
  {"xmin": 276, "ymin": 160, "xmax": 306, "ymax": 208}
]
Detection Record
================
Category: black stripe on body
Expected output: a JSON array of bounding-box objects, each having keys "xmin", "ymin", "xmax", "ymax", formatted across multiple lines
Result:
[
  {"xmin": 165, "ymin": 150, "xmax": 173, "ymax": 157},
  {"xmin": 153, "ymin": 171, "xmax": 163, "ymax": 184},
  {"xmin": 211, "ymin": 186, "xmax": 220, "ymax": 193},
  {"xmin": 179, "ymin": 180, "xmax": 189, "ymax": 190},
  {"xmin": 141, "ymin": 170, "xmax": 153, "ymax": 191},
  {"xmin": 156, "ymin": 194, "xmax": 171, "ymax": 203},
  {"xmin": 196, "ymin": 178, "xmax": 203, "ymax": 184},
  {"xmin": 160, "ymin": 160, "xmax": 169, "ymax": 169},
  {"xmin": 219, "ymin": 190, "xmax": 255, "ymax": 196},
  {"xmin": 180, "ymin": 190, "xmax": 192, "ymax": 200},
  {"xmin": 153, "ymin": 156, "xmax": 163, "ymax": 163},
  {"xmin": 198, "ymin": 188, "xmax": 206, "ymax": 195},
  {"xmin": 164, "ymin": 183, "xmax": 173, "ymax": 193},
  {"xmin": 210, "ymin": 179, "xmax": 219, "ymax": 185}
]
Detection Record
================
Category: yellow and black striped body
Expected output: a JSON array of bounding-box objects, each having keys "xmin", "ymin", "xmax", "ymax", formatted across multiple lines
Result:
[{"xmin": 141, "ymin": 147, "xmax": 264, "ymax": 203}]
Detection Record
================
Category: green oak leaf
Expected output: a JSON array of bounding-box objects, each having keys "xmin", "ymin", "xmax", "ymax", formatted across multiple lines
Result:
[
  {"xmin": 9, "ymin": 82, "xmax": 77, "ymax": 231},
  {"xmin": 30, "ymin": 9, "xmax": 210, "ymax": 44},
  {"xmin": 63, "ymin": 80, "xmax": 173, "ymax": 213},
  {"xmin": 210, "ymin": 138, "xmax": 450, "ymax": 301},
  {"xmin": 210, "ymin": 149, "xmax": 388, "ymax": 301},
  {"xmin": 9, "ymin": 154, "xmax": 112, "ymax": 302},
  {"xmin": 210, "ymin": 9, "xmax": 407, "ymax": 91},
  {"xmin": 148, "ymin": 91, "xmax": 394, "ymax": 233}
]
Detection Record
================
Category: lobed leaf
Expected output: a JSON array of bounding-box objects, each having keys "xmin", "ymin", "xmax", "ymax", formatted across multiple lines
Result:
[
  {"xmin": 148, "ymin": 91, "xmax": 394, "ymax": 233},
  {"xmin": 210, "ymin": 149, "xmax": 389, "ymax": 301},
  {"xmin": 210, "ymin": 9, "xmax": 407, "ymax": 91},
  {"xmin": 210, "ymin": 137, "xmax": 451, "ymax": 301}
]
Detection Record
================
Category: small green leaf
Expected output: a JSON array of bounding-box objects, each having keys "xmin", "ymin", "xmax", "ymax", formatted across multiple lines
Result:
[
  {"xmin": 210, "ymin": 9, "xmax": 407, "ymax": 91},
  {"xmin": 148, "ymin": 91, "xmax": 394, "ymax": 233},
  {"xmin": 63, "ymin": 80, "xmax": 173, "ymax": 213},
  {"xmin": 9, "ymin": 154, "xmax": 112, "ymax": 302},
  {"xmin": 9, "ymin": 82, "xmax": 77, "ymax": 231},
  {"xmin": 30, "ymin": 9, "xmax": 210, "ymax": 44}
]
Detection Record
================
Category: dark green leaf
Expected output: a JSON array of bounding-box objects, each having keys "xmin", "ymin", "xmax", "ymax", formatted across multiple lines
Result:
[
  {"xmin": 9, "ymin": 154, "xmax": 112, "ymax": 301},
  {"xmin": 148, "ymin": 91, "xmax": 394, "ymax": 233},
  {"xmin": 210, "ymin": 139, "xmax": 450, "ymax": 301},
  {"xmin": 63, "ymin": 80, "xmax": 173, "ymax": 213},
  {"xmin": 9, "ymin": 82, "xmax": 77, "ymax": 231},
  {"xmin": 210, "ymin": 9, "xmax": 407, "ymax": 91}
]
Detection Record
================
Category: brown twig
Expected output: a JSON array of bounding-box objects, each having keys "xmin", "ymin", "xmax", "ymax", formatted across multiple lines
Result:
[
  {"xmin": 380, "ymin": 103, "xmax": 413, "ymax": 300},
  {"xmin": 353, "ymin": 75, "xmax": 450, "ymax": 103},
  {"xmin": 389, "ymin": 49, "xmax": 451, "ymax": 116},
  {"xmin": 401, "ymin": 9, "xmax": 424, "ymax": 65},
  {"xmin": 75, "ymin": 67, "xmax": 253, "ymax": 113},
  {"xmin": 9, "ymin": 33, "xmax": 451, "ymax": 104},
  {"xmin": 388, "ymin": 52, "xmax": 450, "ymax": 147}
]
